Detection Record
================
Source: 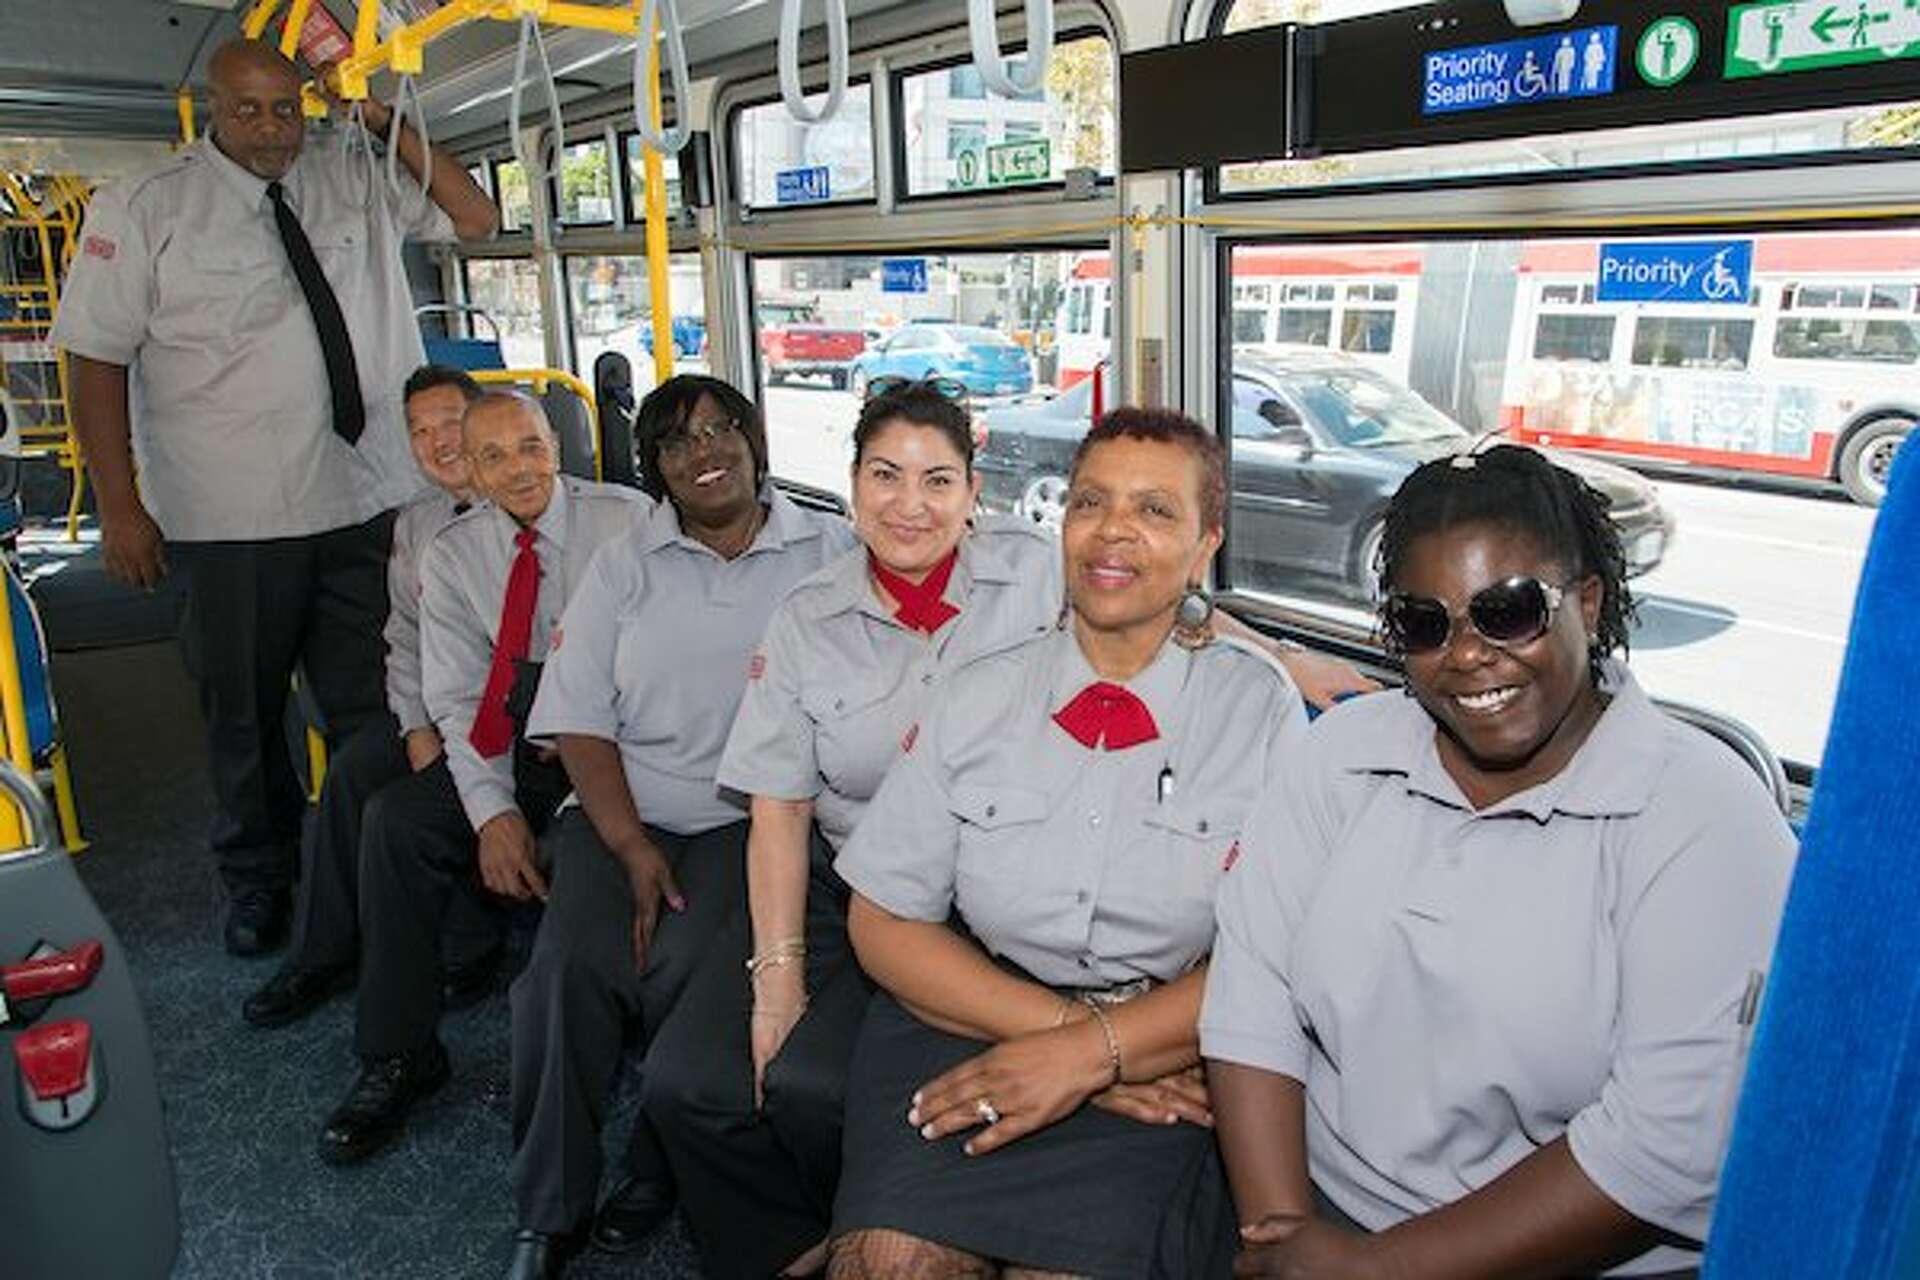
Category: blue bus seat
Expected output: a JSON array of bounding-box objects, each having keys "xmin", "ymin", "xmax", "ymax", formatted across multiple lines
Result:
[
  {"xmin": 7, "ymin": 561, "xmax": 57, "ymax": 760},
  {"xmin": 1704, "ymin": 438, "xmax": 1920, "ymax": 1277}
]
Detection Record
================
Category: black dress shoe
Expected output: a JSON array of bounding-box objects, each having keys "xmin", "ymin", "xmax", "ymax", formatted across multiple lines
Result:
[
  {"xmin": 225, "ymin": 888, "xmax": 291, "ymax": 957},
  {"xmin": 589, "ymin": 1176, "xmax": 674, "ymax": 1254},
  {"xmin": 243, "ymin": 962, "xmax": 353, "ymax": 1028},
  {"xmin": 317, "ymin": 1041, "xmax": 450, "ymax": 1165},
  {"xmin": 504, "ymin": 1226, "xmax": 586, "ymax": 1280},
  {"xmin": 442, "ymin": 944, "xmax": 503, "ymax": 1012}
]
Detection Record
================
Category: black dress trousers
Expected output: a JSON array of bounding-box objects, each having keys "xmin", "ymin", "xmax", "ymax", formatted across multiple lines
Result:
[
  {"xmin": 170, "ymin": 509, "xmax": 395, "ymax": 894},
  {"xmin": 641, "ymin": 828, "xmax": 872, "ymax": 1279},
  {"xmin": 509, "ymin": 813, "xmax": 748, "ymax": 1235},
  {"xmin": 353, "ymin": 747, "xmax": 570, "ymax": 1059},
  {"xmin": 286, "ymin": 715, "xmax": 502, "ymax": 975}
]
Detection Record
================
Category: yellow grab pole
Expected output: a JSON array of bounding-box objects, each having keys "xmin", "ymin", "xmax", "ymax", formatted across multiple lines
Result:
[
  {"xmin": 0, "ymin": 593, "xmax": 35, "ymax": 849},
  {"xmin": 642, "ymin": 6, "xmax": 674, "ymax": 386},
  {"xmin": 279, "ymin": 0, "xmax": 315, "ymax": 58},
  {"xmin": 242, "ymin": 0, "xmax": 283, "ymax": 40},
  {"xmin": 176, "ymin": 87, "xmax": 196, "ymax": 143}
]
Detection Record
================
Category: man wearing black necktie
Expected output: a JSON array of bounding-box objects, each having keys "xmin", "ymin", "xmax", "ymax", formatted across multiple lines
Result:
[{"xmin": 53, "ymin": 39, "xmax": 499, "ymax": 956}]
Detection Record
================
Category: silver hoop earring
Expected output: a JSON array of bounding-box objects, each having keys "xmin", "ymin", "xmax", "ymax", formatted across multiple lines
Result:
[{"xmin": 1173, "ymin": 584, "xmax": 1215, "ymax": 650}]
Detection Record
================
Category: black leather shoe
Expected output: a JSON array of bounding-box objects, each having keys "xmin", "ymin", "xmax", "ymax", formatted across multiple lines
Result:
[
  {"xmin": 442, "ymin": 944, "xmax": 503, "ymax": 1012},
  {"xmin": 589, "ymin": 1176, "xmax": 674, "ymax": 1254},
  {"xmin": 243, "ymin": 962, "xmax": 353, "ymax": 1028},
  {"xmin": 225, "ymin": 888, "xmax": 291, "ymax": 957},
  {"xmin": 504, "ymin": 1226, "xmax": 586, "ymax": 1280},
  {"xmin": 317, "ymin": 1041, "xmax": 450, "ymax": 1165}
]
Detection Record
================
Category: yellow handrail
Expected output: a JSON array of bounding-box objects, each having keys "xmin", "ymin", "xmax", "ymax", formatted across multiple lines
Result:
[
  {"xmin": 642, "ymin": 3, "xmax": 674, "ymax": 386},
  {"xmin": 0, "ymin": 596, "xmax": 31, "ymax": 849},
  {"xmin": 471, "ymin": 367, "xmax": 604, "ymax": 480}
]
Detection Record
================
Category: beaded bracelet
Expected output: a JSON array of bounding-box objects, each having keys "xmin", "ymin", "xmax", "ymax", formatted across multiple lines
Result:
[{"xmin": 1080, "ymin": 996, "xmax": 1123, "ymax": 1086}]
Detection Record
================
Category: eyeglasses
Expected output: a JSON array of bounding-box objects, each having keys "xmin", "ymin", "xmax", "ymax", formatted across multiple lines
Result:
[
  {"xmin": 862, "ymin": 375, "xmax": 969, "ymax": 404},
  {"xmin": 1382, "ymin": 575, "xmax": 1569, "ymax": 655},
  {"xmin": 658, "ymin": 414, "xmax": 740, "ymax": 458}
]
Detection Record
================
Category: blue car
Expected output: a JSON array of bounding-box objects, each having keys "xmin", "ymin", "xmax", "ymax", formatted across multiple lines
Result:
[
  {"xmin": 848, "ymin": 323, "xmax": 1033, "ymax": 398},
  {"xmin": 639, "ymin": 315, "xmax": 707, "ymax": 359}
]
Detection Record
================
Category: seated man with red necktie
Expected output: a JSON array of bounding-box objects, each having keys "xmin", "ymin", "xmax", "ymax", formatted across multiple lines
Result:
[
  {"xmin": 826, "ymin": 408, "xmax": 1310, "ymax": 1280},
  {"xmin": 316, "ymin": 391, "xmax": 647, "ymax": 1166}
]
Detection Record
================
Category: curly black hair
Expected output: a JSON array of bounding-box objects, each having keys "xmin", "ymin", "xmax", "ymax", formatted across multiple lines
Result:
[{"xmin": 1376, "ymin": 445, "xmax": 1635, "ymax": 687}]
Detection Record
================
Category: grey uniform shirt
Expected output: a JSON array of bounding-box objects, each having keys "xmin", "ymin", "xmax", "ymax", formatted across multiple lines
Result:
[
  {"xmin": 49, "ymin": 132, "xmax": 450, "ymax": 540},
  {"xmin": 385, "ymin": 489, "xmax": 469, "ymax": 735},
  {"xmin": 837, "ymin": 627, "xmax": 1308, "ymax": 989},
  {"xmin": 526, "ymin": 490, "xmax": 859, "ymax": 837},
  {"xmin": 1199, "ymin": 664, "xmax": 1796, "ymax": 1272},
  {"xmin": 718, "ymin": 515, "xmax": 1062, "ymax": 851},
  {"xmin": 420, "ymin": 478, "xmax": 649, "ymax": 830}
]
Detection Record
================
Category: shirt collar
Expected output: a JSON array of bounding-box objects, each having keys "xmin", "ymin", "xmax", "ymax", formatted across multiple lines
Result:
[
  {"xmin": 485, "ymin": 476, "xmax": 570, "ymax": 550},
  {"xmin": 634, "ymin": 483, "xmax": 810, "ymax": 558},
  {"xmin": 1047, "ymin": 626, "xmax": 1191, "ymax": 737},
  {"xmin": 1355, "ymin": 660, "xmax": 1661, "ymax": 821},
  {"xmin": 198, "ymin": 134, "xmax": 284, "ymax": 210},
  {"xmin": 819, "ymin": 527, "xmax": 1008, "ymax": 628}
]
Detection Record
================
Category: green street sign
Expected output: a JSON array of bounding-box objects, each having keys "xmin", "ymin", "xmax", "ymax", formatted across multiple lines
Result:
[
  {"xmin": 985, "ymin": 138, "xmax": 1052, "ymax": 187},
  {"xmin": 1725, "ymin": 0, "xmax": 1920, "ymax": 79},
  {"xmin": 1637, "ymin": 16, "xmax": 1702, "ymax": 85}
]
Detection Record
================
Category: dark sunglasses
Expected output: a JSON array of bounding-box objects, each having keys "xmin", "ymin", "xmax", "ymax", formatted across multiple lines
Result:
[
  {"xmin": 1383, "ymin": 575, "xmax": 1570, "ymax": 655},
  {"xmin": 862, "ymin": 374, "xmax": 968, "ymax": 404}
]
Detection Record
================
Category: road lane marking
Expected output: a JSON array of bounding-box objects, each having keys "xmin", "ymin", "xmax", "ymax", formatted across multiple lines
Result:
[{"xmin": 1679, "ymin": 525, "xmax": 1870, "ymax": 558}]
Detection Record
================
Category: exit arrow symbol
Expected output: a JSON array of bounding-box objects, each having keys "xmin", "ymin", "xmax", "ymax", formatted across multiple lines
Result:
[{"xmin": 1813, "ymin": 6, "xmax": 1847, "ymax": 42}]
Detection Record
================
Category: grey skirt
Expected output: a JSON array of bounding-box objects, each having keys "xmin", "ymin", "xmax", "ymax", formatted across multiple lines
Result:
[{"xmin": 831, "ymin": 991, "xmax": 1236, "ymax": 1280}]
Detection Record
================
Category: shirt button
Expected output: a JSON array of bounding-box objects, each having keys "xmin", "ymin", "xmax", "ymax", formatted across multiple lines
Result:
[
  {"xmin": 985, "ymin": 804, "xmax": 997, "ymax": 818},
  {"xmin": 1075, "ymin": 890, "xmax": 1089, "ymax": 904},
  {"xmin": 1088, "ymin": 813, "xmax": 1101, "ymax": 828},
  {"xmin": 921, "ymin": 673, "xmax": 934, "ymax": 685},
  {"xmin": 1197, "ymin": 819, "xmax": 1210, "ymax": 834},
  {"xmin": 833, "ymin": 698, "xmax": 845, "ymax": 711},
  {"xmin": 1077, "ymin": 956, "xmax": 1091, "ymax": 969}
]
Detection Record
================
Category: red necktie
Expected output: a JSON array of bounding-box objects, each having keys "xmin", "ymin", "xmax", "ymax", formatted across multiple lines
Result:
[
  {"xmin": 470, "ymin": 525, "xmax": 541, "ymax": 759},
  {"xmin": 1052, "ymin": 682, "xmax": 1160, "ymax": 751},
  {"xmin": 869, "ymin": 549, "xmax": 960, "ymax": 635}
]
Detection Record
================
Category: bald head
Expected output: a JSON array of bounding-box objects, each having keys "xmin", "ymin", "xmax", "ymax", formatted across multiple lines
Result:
[
  {"xmin": 464, "ymin": 392, "xmax": 560, "ymax": 523},
  {"xmin": 206, "ymin": 38, "xmax": 304, "ymax": 180}
]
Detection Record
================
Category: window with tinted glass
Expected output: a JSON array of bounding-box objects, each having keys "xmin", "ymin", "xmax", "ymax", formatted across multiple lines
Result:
[
  {"xmin": 1775, "ymin": 317, "xmax": 1920, "ymax": 363},
  {"xmin": 1631, "ymin": 317, "xmax": 1755, "ymax": 369},
  {"xmin": 1275, "ymin": 307, "xmax": 1332, "ymax": 345},
  {"xmin": 898, "ymin": 34, "xmax": 1116, "ymax": 197},
  {"xmin": 1534, "ymin": 314, "xmax": 1616, "ymax": 362}
]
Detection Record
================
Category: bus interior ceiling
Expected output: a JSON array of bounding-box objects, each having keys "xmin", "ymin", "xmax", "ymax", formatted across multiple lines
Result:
[{"xmin": 2, "ymin": 0, "xmax": 1919, "ymax": 1275}]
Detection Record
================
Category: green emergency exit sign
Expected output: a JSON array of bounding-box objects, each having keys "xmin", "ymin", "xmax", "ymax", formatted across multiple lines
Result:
[
  {"xmin": 1725, "ymin": 0, "xmax": 1920, "ymax": 78},
  {"xmin": 986, "ymin": 138, "xmax": 1052, "ymax": 186}
]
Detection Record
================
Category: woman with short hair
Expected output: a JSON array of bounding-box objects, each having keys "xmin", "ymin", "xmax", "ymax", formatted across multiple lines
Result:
[{"xmin": 1203, "ymin": 445, "xmax": 1796, "ymax": 1280}]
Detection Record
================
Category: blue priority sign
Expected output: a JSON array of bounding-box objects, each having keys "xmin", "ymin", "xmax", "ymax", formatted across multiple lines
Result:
[
  {"xmin": 1423, "ymin": 25, "xmax": 1619, "ymax": 115},
  {"xmin": 775, "ymin": 166, "xmax": 832, "ymax": 205},
  {"xmin": 1597, "ymin": 240, "xmax": 1754, "ymax": 304},
  {"xmin": 880, "ymin": 258, "xmax": 929, "ymax": 294}
]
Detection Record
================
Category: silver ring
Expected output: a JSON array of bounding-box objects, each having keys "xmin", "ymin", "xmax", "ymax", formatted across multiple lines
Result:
[{"xmin": 975, "ymin": 1096, "xmax": 1001, "ymax": 1126}]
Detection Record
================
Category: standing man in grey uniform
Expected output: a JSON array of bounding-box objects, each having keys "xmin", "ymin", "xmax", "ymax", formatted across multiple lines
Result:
[
  {"xmin": 319, "ymin": 391, "xmax": 647, "ymax": 1166},
  {"xmin": 243, "ymin": 364, "xmax": 499, "ymax": 1028},
  {"xmin": 52, "ymin": 39, "xmax": 500, "ymax": 955}
]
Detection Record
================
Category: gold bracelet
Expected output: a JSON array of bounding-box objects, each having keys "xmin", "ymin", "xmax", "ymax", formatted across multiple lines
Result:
[
  {"xmin": 745, "ymin": 937, "xmax": 806, "ymax": 977},
  {"xmin": 1080, "ymin": 996, "xmax": 1123, "ymax": 1086}
]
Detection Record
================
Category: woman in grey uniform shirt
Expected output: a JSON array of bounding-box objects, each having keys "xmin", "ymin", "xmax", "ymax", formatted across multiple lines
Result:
[
  {"xmin": 641, "ymin": 379, "xmax": 1062, "ymax": 1277},
  {"xmin": 828, "ymin": 408, "xmax": 1309, "ymax": 1280},
  {"xmin": 1201, "ymin": 446, "xmax": 1796, "ymax": 1279},
  {"xmin": 503, "ymin": 375, "xmax": 857, "ymax": 1277}
]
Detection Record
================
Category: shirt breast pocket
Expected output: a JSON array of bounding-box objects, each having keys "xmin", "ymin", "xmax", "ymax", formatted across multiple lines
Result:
[
  {"xmin": 801, "ymin": 680, "xmax": 904, "ymax": 800},
  {"xmin": 152, "ymin": 242, "xmax": 287, "ymax": 346},
  {"xmin": 949, "ymin": 783, "xmax": 1050, "ymax": 938},
  {"xmin": 1142, "ymin": 799, "xmax": 1242, "ymax": 948}
]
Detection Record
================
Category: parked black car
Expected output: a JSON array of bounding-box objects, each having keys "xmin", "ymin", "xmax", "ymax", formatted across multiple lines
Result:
[{"xmin": 977, "ymin": 352, "xmax": 1675, "ymax": 604}]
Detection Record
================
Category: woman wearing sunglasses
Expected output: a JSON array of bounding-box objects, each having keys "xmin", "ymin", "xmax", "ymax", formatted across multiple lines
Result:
[
  {"xmin": 823, "ymin": 407, "xmax": 1309, "ymax": 1280},
  {"xmin": 1201, "ymin": 445, "xmax": 1797, "ymax": 1279}
]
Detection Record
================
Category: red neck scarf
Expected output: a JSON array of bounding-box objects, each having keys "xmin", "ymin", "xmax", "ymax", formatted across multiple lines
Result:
[
  {"xmin": 870, "ymin": 548, "xmax": 960, "ymax": 635},
  {"xmin": 1052, "ymin": 682, "xmax": 1160, "ymax": 751}
]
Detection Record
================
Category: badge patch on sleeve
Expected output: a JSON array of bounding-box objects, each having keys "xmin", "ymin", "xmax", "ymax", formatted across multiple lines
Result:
[
  {"xmin": 747, "ymin": 652, "xmax": 766, "ymax": 681},
  {"xmin": 1221, "ymin": 840, "xmax": 1241, "ymax": 872},
  {"xmin": 84, "ymin": 235, "xmax": 117, "ymax": 260},
  {"xmin": 900, "ymin": 723, "xmax": 918, "ymax": 754}
]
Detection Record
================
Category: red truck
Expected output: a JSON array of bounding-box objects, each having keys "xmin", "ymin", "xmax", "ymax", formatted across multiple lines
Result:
[{"xmin": 757, "ymin": 299, "xmax": 866, "ymax": 389}]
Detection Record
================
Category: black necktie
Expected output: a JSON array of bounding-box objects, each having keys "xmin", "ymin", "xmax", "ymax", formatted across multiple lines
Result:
[{"xmin": 266, "ymin": 181, "xmax": 365, "ymax": 446}]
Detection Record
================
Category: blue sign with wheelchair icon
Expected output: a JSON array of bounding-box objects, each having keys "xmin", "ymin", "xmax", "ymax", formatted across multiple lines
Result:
[
  {"xmin": 880, "ymin": 258, "xmax": 929, "ymax": 293},
  {"xmin": 775, "ymin": 166, "xmax": 832, "ymax": 205},
  {"xmin": 1424, "ymin": 25, "xmax": 1619, "ymax": 115},
  {"xmin": 1597, "ymin": 240, "xmax": 1754, "ymax": 304}
]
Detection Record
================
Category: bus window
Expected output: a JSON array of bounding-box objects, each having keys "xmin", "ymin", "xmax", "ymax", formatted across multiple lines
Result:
[
  {"xmin": 1775, "ymin": 317, "xmax": 1920, "ymax": 364},
  {"xmin": 1630, "ymin": 316, "xmax": 1756, "ymax": 370},
  {"xmin": 1339, "ymin": 308, "xmax": 1395, "ymax": 354},
  {"xmin": 564, "ymin": 253, "xmax": 709, "ymax": 381},
  {"xmin": 749, "ymin": 250, "xmax": 1104, "ymax": 501},
  {"xmin": 1533, "ymin": 314, "xmax": 1615, "ymax": 363},
  {"xmin": 461, "ymin": 258, "xmax": 546, "ymax": 368},
  {"xmin": 556, "ymin": 139, "xmax": 614, "ymax": 226},
  {"xmin": 897, "ymin": 33, "xmax": 1116, "ymax": 197},
  {"xmin": 1275, "ymin": 307, "xmax": 1332, "ymax": 345},
  {"xmin": 733, "ymin": 82, "xmax": 875, "ymax": 212},
  {"xmin": 492, "ymin": 157, "xmax": 532, "ymax": 233},
  {"xmin": 1232, "ymin": 308, "xmax": 1269, "ymax": 344},
  {"xmin": 621, "ymin": 132, "xmax": 686, "ymax": 218}
]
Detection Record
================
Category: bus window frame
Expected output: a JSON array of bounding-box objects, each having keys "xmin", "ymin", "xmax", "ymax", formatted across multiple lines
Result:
[
  {"xmin": 727, "ymin": 76, "xmax": 882, "ymax": 215},
  {"xmin": 887, "ymin": 28, "xmax": 1118, "ymax": 207},
  {"xmin": 554, "ymin": 133, "xmax": 619, "ymax": 231}
]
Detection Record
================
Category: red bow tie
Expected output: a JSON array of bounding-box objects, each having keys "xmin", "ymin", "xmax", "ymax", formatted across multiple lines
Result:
[
  {"xmin": 870, "ymin": 549, "xmax": 960, "ymax": 635},
  {"xmin": 1052, "ymin": 682, "xmax": 1160, "ymax": 751}
]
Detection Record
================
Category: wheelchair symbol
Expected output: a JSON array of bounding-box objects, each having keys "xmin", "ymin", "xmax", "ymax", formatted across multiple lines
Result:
[{"xmin": 1700, "ymin": 249, "xmax": 1744, "ymax": 302}]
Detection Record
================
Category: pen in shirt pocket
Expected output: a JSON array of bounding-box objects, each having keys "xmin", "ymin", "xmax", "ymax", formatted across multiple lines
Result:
[{"xmin": 1157, "ymin": 765, "xmax": 1175, "ymax": 805}]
